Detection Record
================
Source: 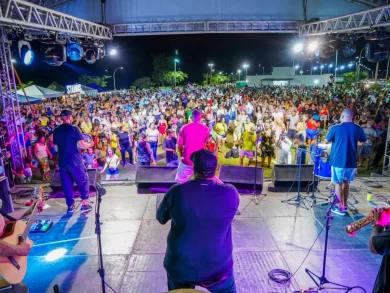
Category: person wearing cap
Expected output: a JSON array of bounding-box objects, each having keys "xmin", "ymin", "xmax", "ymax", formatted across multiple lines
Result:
[
  {"xmin": 176, "ymin": 109, "xmax": 209, "ymax": 183},
  {"xmin": 53, "ymin": 109, "xmax": 94, "ymax": 214},
  {"xmin": 157, "ymin": 149, "xmax": 239, "ymax": 293}
]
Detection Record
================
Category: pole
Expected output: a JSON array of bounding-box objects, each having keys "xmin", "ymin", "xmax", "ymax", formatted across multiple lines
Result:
[
  {"xmin": 334, "ymin": 50, "xmax": 338, "ymax": 78},
  {"xmin": 357, "ymin": 47, "xmax": 365, "ymax": 85},
  {"xmin": 238, "ymin": 72, "xmax": 241, "ymax": 81},
  {"xmin": 375, "ymin": 61, "xmax": 379, "ymax": 82},
  {"xmin": 386, "ymin": 57, "xmax": 390, "ymax": 83},
  {"xmin": 245, "ymin": 67, "xmax": 248, "ymax": 80},
  {"xmin": 262, "ymin": 67, "xmax": 265, "ymax": 75},
  {"xmin": 174, "ymin": 60, "xmax": 177, "ymax": 87},
  {"xmin": 259, "ymin": 64, "xmax": 261, "ymax": 75}
]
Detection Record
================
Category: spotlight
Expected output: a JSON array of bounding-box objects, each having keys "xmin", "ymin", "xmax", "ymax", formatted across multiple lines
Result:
[
  {"xmin": 84, "ymin": 48, "xmax": 97, "ymax": 64},
  {"xmin": 308, "ymin": 41, "xmax": 318, "ymax": 52},
  {"xmin": 109, "ymin": 48, "xmax": 117, "ymax": 56},
  {"xmin": 18, "ymin": 40, "xmax": 34, "ymax": 66},
  {"xmin": 67, "ymin": 41, "xmax": 83, "ymax": 61},
  {"xmin": 293, "ymin": 43, "xmax": 303, "ymax": 53},
  {"xmin": 44, "ymin": 44, "xmax": 66, "ymax": 66}
]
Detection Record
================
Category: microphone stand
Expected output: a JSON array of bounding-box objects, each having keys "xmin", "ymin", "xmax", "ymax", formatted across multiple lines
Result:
[
  {"xmin": 305, "ymin": 189, "xmax": 355, "ymax": 292},
  {"xmin": 281, "ymin": 146, "xmax": 310, "ymax": 210},
  {"xmin": 95, "ymin": 184, "xmax": 107, "ymax": 293}
]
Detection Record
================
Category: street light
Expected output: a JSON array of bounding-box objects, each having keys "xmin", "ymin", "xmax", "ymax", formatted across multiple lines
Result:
[
  {"xmin": 113, "ymin": 67, "xmax": 123, "ymax": 91},
  {"xmin": 237, "ymin": 69, "xmax": 242, "ymax": 81},
  {"xmin": 243, "ymin": 63, "xmax": 249, "ymax": 80},
  {"xmin": 295, "ymin": 65, "xmax": 299, "ymax": 69},
  {"xmin": 293, "ymin": 43, "xmax": 303, "ymax": 53},
  {"xmin": 174, "ymin": 58, "xmax": 179, "ymax": 87}
]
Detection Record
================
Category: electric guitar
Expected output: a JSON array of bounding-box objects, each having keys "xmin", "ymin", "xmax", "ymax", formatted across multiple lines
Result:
[{"xmin": 0, "ymin": 187, "xmax": 44, "ymax": 285}]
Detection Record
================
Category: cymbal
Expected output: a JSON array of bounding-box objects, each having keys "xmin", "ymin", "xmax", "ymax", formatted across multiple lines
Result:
[{"xmin": 168, "ymin": 289, "xmax": 204, "ymax": 293}]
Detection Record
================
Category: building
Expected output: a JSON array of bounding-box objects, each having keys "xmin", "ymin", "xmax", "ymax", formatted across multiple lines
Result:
[{"xmin": 246, "ymin": 67, "xmax": 334, "ymax": 87}]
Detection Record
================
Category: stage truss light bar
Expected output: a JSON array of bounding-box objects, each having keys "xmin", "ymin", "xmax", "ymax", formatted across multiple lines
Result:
[
  {"xmin": 299, "ymin": 4, "xmax": 390, "ymax": 36},
  {"xmin": 112, "ymin": 21, "xmax": 300, "ymax": 36},
  {"xmin": 347, "ymin": 0, "xmax": 390, "ymax": 8},
  {"xmin": 0, "ymin": 0, "xmax": 112, "ymax": 40}
]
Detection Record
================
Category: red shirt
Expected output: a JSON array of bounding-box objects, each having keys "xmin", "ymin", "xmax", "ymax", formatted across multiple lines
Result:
[{"xmin": 307, "ymin": 119, "xmax": 318, "ymax": 130}]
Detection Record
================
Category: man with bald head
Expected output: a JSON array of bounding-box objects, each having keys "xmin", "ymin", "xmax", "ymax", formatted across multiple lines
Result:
[
  {"xmin": 176, "ymin": 109, "xmax": 210, "ymax": 183},
  {"xmin": 325, "ymin": 109, "xmax": 367, "ymax": 216}
]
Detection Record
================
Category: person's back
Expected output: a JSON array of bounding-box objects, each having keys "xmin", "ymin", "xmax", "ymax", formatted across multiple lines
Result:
[
  {"xmin": 327, "ymin": 122, "xmax": 366, "ymax": 168},
  {"xmin": 53, "ymin": 123, "xmax": 83, "ymax": 168},
  {"xmin": 179, "ymin": 122, "xmax": 209, "ymax": 165},
  {"xmin": 161, "ymin": 180, "xmax": 239, "ymax": 281}
]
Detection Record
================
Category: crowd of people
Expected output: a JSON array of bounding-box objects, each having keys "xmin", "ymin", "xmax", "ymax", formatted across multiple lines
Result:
[{"xmin": 1, "ymin": 83, "xmax": 389, "ymax": 183}]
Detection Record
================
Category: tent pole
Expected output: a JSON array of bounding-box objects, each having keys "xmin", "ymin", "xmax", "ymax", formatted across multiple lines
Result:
[{"xmin": 13, "ymin": 65, "xmax": 34, "ymax": 116}]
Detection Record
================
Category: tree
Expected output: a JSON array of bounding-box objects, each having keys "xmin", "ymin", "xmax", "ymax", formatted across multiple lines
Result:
[
  {"xmin": 78, "ymin": 75, "xmax": 111, "ymax": 88},
  {"xmin": 133, "ymin": 77, "xmax": 154, "ymax": 89},
  {"xmin": 17, "ymin": 81, "xmax": 33, "ymax": 90},
  {"xmin": 163, "ymin": 71, "xmax": 188, "ymax": 86},
  {"xmin": 343, "ymin": 71, "xmax": 368, "ymax": 87},
  {"xmin": 211, "ymin": 74, "xmax": 229, "ymax": 85},
  {"xmin": 152, "ymin": 53, "xmax": 172, "ymax": 85}
]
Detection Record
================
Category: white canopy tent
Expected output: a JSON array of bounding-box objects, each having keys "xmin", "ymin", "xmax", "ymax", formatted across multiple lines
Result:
[{"xmin": 17, "ymin": 85, "xmax": 64, "ymax": 99}]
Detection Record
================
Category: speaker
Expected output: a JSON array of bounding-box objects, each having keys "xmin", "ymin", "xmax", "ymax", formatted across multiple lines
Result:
[
  {"xmin": 135, "ymin": 166, "xmax": 177, "ymax": 194},
  {"xmin": 219, "ymin": 165, "xmax": 263, "ymax": 194},
  {"xmin": 50, "ymin": 168, "xmax": 99, "ymax": 192},
  {"xmin": 269, "ymin": 164, "xmax": 317, "ymax": 192},
  {"xmin": 0, "ymin": 177, "xmax": 14, "ymax": 214}
]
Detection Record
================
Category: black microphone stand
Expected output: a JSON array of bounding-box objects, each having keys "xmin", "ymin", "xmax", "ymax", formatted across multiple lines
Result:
[
  {"xmin": 95, "ymin": 184, "xmax": 107, "ymax": 293},
  {"xmin": 305, "ymin": 189, "xmax": 355, "ymax": 292},
  {"xmin": 281, "ymin": 146, "xmax": 309, "ymax": 210}
]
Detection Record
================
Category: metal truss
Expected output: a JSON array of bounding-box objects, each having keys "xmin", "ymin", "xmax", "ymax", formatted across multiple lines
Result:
[
  {"xmin": 0, "ymin": 0, "xmax": 112, "ymax": 40},
  {"xmin": 347, "ymin": 0, "xmax": 390, "ymax": 8},
  {"xmin": 299, "ymin": 4, "xmax": 390, "ymax": 36},
  {"xmin": 383, "ymin": 117, "xmax": 390, "ymax": 176},
  {"xmin": 0, "ymin": 27, "xmax": 25, "ymax": 171},
  {"xmin": 113, "ymin": 21, "xmax": 300, "ymax": 36},
  {"xmin": 26, "ymin": 0, "xmax": 74, "ymax": 9}
]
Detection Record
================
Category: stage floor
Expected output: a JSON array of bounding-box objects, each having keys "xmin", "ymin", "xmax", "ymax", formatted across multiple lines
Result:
[{"xmin": 15, "ymin": 179, "xmax": 390, "ymax": 293}]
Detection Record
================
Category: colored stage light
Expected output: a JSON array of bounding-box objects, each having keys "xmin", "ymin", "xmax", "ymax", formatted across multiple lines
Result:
[
  {"xmin": 18, "ymin": 40, "xmax": 34, "ymax": 66},
  {"xmin": 67, "ymin": 42, "xmax": 84, "ymax": 61}
]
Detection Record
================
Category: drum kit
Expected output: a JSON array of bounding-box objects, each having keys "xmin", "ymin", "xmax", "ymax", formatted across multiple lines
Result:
[{"xmin": 310, "ymin": 143, "xmax": 332, "ymax": 180}]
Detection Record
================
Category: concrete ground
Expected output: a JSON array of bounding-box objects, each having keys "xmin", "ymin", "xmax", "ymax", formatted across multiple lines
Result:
[{"xmin": 14, "ymin": 178, "xmax": 389, "ymax": 293}]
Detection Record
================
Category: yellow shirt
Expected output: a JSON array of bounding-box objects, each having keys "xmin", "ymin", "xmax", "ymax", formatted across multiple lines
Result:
[
  {"xmin": 214, "ymin": 122, "xmax": 227, "ymax": 135},
  {"xmin": 40, "ymin": 117, "xmax": 49, "ymax": 126},
  {"xmin": 242, "ymin": 132, "xmax": 256, "ymax": 151},
  {"xmin": 80, "ymin": 121, "xmax": 92, "ymax": 134},
  {"xmin": 110, "ymin": 133, "xmax": 118, "ymax": 149}
]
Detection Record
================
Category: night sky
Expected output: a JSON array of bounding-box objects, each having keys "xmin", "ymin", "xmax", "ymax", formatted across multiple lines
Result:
[{"xmin": 15, "ymin": 33, "xmax": 380, "ymax": 90}]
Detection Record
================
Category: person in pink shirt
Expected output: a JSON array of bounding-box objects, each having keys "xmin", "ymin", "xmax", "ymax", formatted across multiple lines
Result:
[{"xmin": 176, "ymin": 110, "xmax": 210, "ymax": 183}]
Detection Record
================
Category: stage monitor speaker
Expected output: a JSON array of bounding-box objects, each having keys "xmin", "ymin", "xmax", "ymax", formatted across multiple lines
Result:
[
  {"xmin": 0, "ymin": 177, "xmax": 14, "ymax": 214},
  {"xmin": 269, "ymin": 164, "xmax": 317, "ymax": 192},
  {"xmin": 135, "ymin": 166, "xmax": 177, "ymax": 194},
  {"xmin": 218, "ymin": 165, "xmax": 263, "ymax": 194},
  {"xmin": 50, "ymin": 168, "xmax": 99, "ymax": 192}
]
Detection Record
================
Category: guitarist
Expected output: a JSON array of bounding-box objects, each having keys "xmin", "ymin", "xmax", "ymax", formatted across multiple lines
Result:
[{"xmin": 0, "ymin": 208, "xmax": 34, "ymax": 293}]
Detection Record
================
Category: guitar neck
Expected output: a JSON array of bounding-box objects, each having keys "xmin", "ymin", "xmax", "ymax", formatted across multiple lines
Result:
[{"xmin": 21, "ymin": 203, "xmax": 39, "ymax": 240}]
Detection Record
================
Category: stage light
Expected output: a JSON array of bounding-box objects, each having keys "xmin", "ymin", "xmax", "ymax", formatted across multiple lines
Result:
[
  {"xmin": 18, "ymin": 40, "xmax": 34, "ymax": 66},
  {"xmin": 293, "ymin": 43, "xmax": 303, "ymax": 53},
  {"xmin": 11, "ymin": 59, "xmax": 16, "ymax": 63},
  {"xmin": 109, "ymin": 48, "xmax": 117, "ymax": 56},
  {"xmin": 45, "ymin": 248, "xmax": 67, "ymax": 262},
  {"xmin": 67, "ymin": 41, "xmax": 83, "ymax": 61},
  {"xmin": 44, "ymin": 44, "xmax": 67, "ymax": 66},
  {"xmin": 84, "ymin": 48, "xmax": 97, "ymax": 64},
  {"xmin": 295, "ymin": 65, "xmax": 299, "ymax": 69},
  {"xmin": 308, "ymin": 41, "xmax": 318, "ymax": 52}
]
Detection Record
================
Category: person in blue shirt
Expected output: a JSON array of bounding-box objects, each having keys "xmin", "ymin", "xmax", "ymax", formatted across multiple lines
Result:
[{"xmin": 325, "ymin": 109, "xmax": 367, "ymax": 216}]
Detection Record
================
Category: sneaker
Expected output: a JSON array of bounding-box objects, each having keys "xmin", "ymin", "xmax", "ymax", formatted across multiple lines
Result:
[
  {"xmin": 67, "ymin": 204, "xmax": 76, "ymax": 214},
  {"xmin": 80, "ymin": 204, "xmax": 93, "ymax": 214},
  {"xmin": 331, "ymin": 205, "xmax": 346, "ymax": 216}
]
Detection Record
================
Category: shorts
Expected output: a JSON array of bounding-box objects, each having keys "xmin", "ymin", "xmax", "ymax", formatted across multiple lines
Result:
[
  {"xmin": 287, "ymin": 129, "xmax": 296, "ymax": 139},
  {"xmin": 106, "ymin": 168, "xmax": 119, "ymax": 175},
  {"xmin": 331, "ymin": 167, "xmax": 356, "ymax": 183},
  {"xmin": 306, "ymin": 128, "xmax": 318, "ymax": 140},
  {"xmin": 240, "ymin": 150, "xmax": 253, "ymax": 159},
  {"xmin": 320, "ymin": 115, "xmax": 328, "ymax": 121},
  {"xmin": 217, "ymin": 134, "xmax": 226, "ymax": 140},
  {"xmin": 175, "ymin": 161, "xmax": 194, "ymax": 184},
  {"xmin": 360, "ymin": 144, "xmax": 373, "ymax": 158},
  {"xmin": 233, "ymin": 132, "xmax": 242, "ymax": 141},
  {"xmin": 167, "ymin": 160, "xmax": 179, "ymax": 167}
]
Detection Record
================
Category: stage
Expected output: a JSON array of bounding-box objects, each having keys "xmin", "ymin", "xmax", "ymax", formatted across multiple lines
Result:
[{"xmin": 15, "ymin": 179, "xmax": 389, "ymax": 293}]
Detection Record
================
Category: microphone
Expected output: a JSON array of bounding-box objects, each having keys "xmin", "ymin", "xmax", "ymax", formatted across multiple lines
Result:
[{"xmin": 96, "ymin": 183, "xmax": 106, "ymax": 196}]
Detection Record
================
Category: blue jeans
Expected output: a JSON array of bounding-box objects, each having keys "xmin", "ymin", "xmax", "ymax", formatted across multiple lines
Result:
[
  {"xmin": 148, "ymin": 141, "xmax": 158, "ymax": 160},
  {"xmin": 167, "ymin": 271, "xmax": 236, "ymax": 293},
  {"xmin": 59, "ymin": 165, "xmax": 89, "ymax": 207}
]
